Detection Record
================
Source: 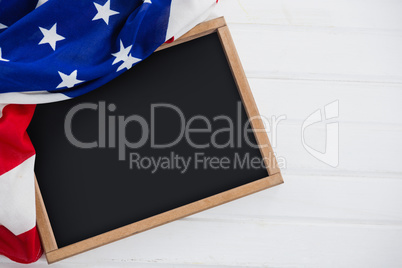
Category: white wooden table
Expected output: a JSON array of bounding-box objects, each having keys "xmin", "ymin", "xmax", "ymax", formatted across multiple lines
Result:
[{"xmin": 2, "ymin": 0, "xmax": 402, "ymax": 267}]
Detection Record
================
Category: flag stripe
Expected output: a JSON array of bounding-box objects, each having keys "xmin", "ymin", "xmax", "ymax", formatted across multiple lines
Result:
[
  {"xmin": 0, "ymin": 226, "xmax": 42, "ymax": 264},
  {"xmin": 0, "ymin": 91, "xmax": 70, "ymax": 104},
  {"xmin": 165, "ymin": 0, "xmax": 217, "ymax": 42},
  {"xmin": 0, "ymin": 156, "xmax": 36, "ymax": 236},
  {"xmin": 0, "ymin": 104, "xmax": 36, "ymax": 176}
]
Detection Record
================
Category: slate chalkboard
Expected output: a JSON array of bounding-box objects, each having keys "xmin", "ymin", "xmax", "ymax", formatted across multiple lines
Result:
[{"xmin": 29, "ymin": 18, "xmax": 283, "ymax": 263}]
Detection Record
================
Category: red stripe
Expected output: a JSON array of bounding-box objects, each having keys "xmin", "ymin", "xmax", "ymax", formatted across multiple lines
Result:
[
  {"xmin": 0, "ymin": 104, "xmax": 36, "ymax": 176},
  {"xmin": 165, "ymin": 36, "xmax": 174, "ymax": 43},
  {"xmin": 0, "ymin": 226, "xmax": 42, "ymax": 264},
  {"xmin": 0, "ymin": 104, "xmax": 41, "ymax": 263}
]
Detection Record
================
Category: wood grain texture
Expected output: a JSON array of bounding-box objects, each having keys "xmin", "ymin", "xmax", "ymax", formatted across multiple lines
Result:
[
  {"xmin": 219, "ymin": 0, "xmax": 402, "ymax": 31},
  {"xmin": 56, "ymin": 217, "xmax": 402, "ymax": 267},
  {"xmin": 228, "ymin": 24, "xmax": 402, "ymax": 84},
  {"xmin": 249, "ymin": 79, "xmax": 402, "ymax": 125}
]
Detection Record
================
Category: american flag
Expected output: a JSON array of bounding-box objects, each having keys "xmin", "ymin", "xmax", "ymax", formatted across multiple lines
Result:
[{"xmin": 0, "ymin": 0, "xmax": 218, "ymax": 263}]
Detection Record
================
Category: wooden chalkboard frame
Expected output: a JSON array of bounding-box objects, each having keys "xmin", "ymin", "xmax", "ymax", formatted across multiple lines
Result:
[{"xmin": 34, "ymin": 17, "xmax": 283, "ymax": 264}]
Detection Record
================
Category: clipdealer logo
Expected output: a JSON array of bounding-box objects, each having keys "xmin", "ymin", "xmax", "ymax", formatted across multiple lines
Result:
[
  {"xmin": 63, "ymin": 100, "xmax": 339, "ymax": 172},
  {"xmin": 64, "ymin": 101, "xmax": 286, "ymax": 167},
  {"xmin": 63, "ymin": 101, "xmax": 286, "ymax": 173},
  {"xmin": 301, "ymin": 100, "xmax": 339, "ymax": 167}
]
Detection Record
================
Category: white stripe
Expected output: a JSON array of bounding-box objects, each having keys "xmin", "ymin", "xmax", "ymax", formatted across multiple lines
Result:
[
  {"xmin": 165, "ymin": 0, "xmax": 218, "ymax": 42},
  {"xmin": 0, "ymin": 156, "xmax": 36, "ymax": 235},
  {"xmin": 0, "ymin": 91, "xmax": 70, "ymax": 104},
  {"xmin": 0, "ymin": 104, "xmax": 6, "ymax": 118},
  {"xmin": 36, "ymin": 0, "xmax": 49, "ymax": 9}
]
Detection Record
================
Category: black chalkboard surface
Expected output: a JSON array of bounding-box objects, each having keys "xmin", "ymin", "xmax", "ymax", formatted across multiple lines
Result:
[{"xmin": 29, "ymin": 18, "xmax": 282, "ymax": 263}]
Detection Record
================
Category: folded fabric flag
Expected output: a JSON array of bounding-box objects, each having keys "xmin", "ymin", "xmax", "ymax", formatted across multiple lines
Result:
[{"xmin": 0, "ymin": 0, "xmax": 217, "ymax": 263}]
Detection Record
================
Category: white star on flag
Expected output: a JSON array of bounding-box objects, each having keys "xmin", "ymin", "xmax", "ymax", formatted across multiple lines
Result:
[
  {"xmin": 38, "ymin": 23, "xmax": 65, "ymax": 51},
  {"xmin": 57, "ymin": 70, "xmax": 85, "ymax": 89},
  {"xmin": 116, "ymin": 54, "xmax": 141, "ymax": 72},
  {"xmin": 0, "ymin": 23, "xmax": 7, "ymax": 30},
  {"xmin": 111, "ymin": 40, "xmax": 132, "ymax": 65},
  {"xmin": 93, "ymin": 0, "xmax": 119, "ymax": 25},
  {"xmin": 0, "ymin": 48, "xmax": 9, "ymax": 62}
]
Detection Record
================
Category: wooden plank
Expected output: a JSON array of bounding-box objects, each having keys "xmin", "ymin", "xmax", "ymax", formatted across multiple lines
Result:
[
  {"xmin": 193, "ymin": 174, "xmax": 402, "ymax": 224},
  {"xmin": 249, "ymin": 79, "xmax": 402, "ymax": 125},
  {"xmin": 32, "ymin": 212, "xmax": 402, "ymax": 267},
  {"xmin": 227, "ymin": 24, "xmax": 402, "ymax": 84},
  {"xmin": 220, "ymin": 0, "xmax": 402, "ymax": 31},
  {"xmin": 246, "ymin": 79, "xmax": 402, "ymax": 175},
  {"xmin": 0, "ymin": 259, "xmax": 249, "ymax": 268},
  {"xmin": 263, "ymin": 122, "xmax": 402, "ymax": 175}
]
